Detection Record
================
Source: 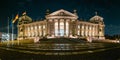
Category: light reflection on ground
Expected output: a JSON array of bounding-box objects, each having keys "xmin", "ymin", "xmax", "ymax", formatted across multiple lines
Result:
[
  {"xmin": 0, "ymin": 42, "xmax": 118, "ymax": 55},
  {"xmin": 0, "ymin": 39, "xmax": 120, "ymax": 60}
]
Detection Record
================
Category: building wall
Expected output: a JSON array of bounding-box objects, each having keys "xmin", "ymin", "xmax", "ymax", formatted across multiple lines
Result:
[{"xmin": 17, "ymin": 9, "xmax": 105, "ymax": 40}]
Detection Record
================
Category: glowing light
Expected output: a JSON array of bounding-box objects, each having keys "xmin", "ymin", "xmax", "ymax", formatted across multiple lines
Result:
[
  {"xmin": 66, "ymin": 22, "xmax": 69, "ymax": 36},
  {"xmin": 55, "ymin": 22, "xmax": 58, "ymax": 36},
  {"xmin": 60, "ymin": 22, "xmax": 64, "ymax": 36}
]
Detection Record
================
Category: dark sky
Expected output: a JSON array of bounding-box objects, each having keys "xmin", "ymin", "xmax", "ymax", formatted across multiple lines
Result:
[{"xmin": 0, "ymin": 0, "xmax": 120, "ymax": 35}]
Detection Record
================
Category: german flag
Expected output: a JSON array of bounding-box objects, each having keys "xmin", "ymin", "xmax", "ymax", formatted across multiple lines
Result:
[{"xmin": 12, "ymin": 14, "xmax": 19, "ymax": 23}]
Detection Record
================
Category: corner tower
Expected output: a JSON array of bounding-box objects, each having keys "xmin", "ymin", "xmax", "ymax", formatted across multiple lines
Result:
[
  {"xmin": 17, "ymin": 12, "xmax": 32, "ymax": 40},
  {"xmin": 90, "ymin": 12, "xmax": 105, "ymax": 39}
]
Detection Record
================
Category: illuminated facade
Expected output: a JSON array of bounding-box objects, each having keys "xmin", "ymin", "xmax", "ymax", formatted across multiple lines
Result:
[{"xmin": 17, "ymin": 9, "xmax": 105, "ymax": 40}]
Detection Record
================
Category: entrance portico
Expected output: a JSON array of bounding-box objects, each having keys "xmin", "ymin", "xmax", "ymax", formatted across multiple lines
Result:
[{"xmin": 46, "ymin": 9, "xmax": 78, "ymax": 38}]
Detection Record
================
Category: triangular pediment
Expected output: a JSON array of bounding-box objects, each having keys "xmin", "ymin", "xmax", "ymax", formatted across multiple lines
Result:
[{"xmin": 48, "ymin": 9, "xmax": 77, "ymax": 17}]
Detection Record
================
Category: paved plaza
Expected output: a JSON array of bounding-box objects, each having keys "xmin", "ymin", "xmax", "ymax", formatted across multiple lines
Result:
[{"xmin": 0, "ymin": 38, "xmax": 120, "ymax": 60}]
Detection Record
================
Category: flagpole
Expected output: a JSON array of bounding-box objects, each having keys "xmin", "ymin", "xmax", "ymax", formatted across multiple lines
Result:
[
  {"xmin": 7, "ymin": 17, "xmax": 10, "ymax": 46},
  {"xmin": 12, "ymin": 14, "xmax": 19, "ymax": 45},
  {"xmin": 12, "ymin": 22, "xmax": 13, "ymax": 45}
]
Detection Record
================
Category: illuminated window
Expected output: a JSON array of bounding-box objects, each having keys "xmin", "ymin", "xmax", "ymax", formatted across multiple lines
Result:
[
  {"xmin": 55, "ymin": 21, "xmax": 65, "ymax": 36},
  {"xmin": 78, "ymin": 25, "xmax": 80, "ymax": 29},
  {"xmin": 28, "ymin": 27, "xmax": 30, "ymax": 37},
  {"xmin": 43, "ymin": 30, "xmax": 46, "ymax": 36},
  {"xmin": 39, "ymin": 25, "xmax": 42, "ymax": 36},
  {"xmin": 85, "ymin": 31, "xmax": 88, "ymax": 36},
  {"xmin": 81, "ymin": 31, "xmax": 84, "ymax": 36},
  {"xmin": 60, "ymin": 22, "xmax": 64, "ymax": 36},
  {"xmin": 81, "ymin": 25, "xmax": 84, "ymax": 36},
  {"xmin": 31, "ymin": 26, "xmax": 33, "ymax": 30},
  {"xmin": 82, "ymin": 25, "xmax": 84, "ymax": 29},
  {"xmin": 55, "ymin": 22, "xmax": 58, "ymax": 36},
  {"xmin": 34, "ymin": 26, "xmax": 37, "ymax": 36},
  {"xmin": 66, "ymin": 22, "xmax": 69, "ymax": 36},
  {"xmin": 78, "ymin": 30, "xmax": 80, "ymax": 35},
  {"xmin": 92, "ymin": 27, "xmax": 95, "ymax": 36},
  {"xmin": 35, "ymin": 26, "xmax": 37, "ymax": 29},
  {"xmin": 31, "ymin": 26, "xmax": 34, "ymax": 37},
  {"xmin": 89, "ymin": 26, "xmax": 91, "ymax": 36},
  {"xmin": 43, "ymin": 25, "xmax": 45, "ymax": 29},
  {"xmin": 39, "ymin": 25, "xmax": 41, "ymax": 29}
]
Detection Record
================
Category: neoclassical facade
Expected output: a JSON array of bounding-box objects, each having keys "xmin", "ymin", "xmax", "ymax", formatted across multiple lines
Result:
[{"xmin": 17, "ymin": 9, "xmax": 105, "ymax": 40}]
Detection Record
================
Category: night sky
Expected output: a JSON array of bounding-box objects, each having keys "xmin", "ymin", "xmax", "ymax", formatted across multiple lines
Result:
[{"xmin": 0, "ymin": 0, "xmax": 120, "ymax": 35}]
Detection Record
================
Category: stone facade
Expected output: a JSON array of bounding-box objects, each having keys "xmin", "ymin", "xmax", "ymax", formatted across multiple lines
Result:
[{"xmin": 17, "ymin": 9, "xmax": 105, "ymax": 40}]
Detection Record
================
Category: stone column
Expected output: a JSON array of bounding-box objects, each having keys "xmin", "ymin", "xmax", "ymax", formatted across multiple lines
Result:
[
  {"xmin": 92, "ymin": 25, "xmax": 95, "ymax": 37},
  {"xmin": 84, "ymin": 24, "xmax": 87, "ymax": 36},
  {"xmin": 87, "ymin": 25, "xmax": 88, "ymax": 37},
  {"xmin": 27, "ymin": 26, "xmax": 28, "ymax": 37},
  {"xmin": 102, "ymin": 26, "xmax": 104, "ymax": 36},
  {"xmin": 46, "ymin": 19, "xmax": 48, "ymax": 36},
  {"xmin": 90, "ymin": 25, "xmax": 92, "ymax": 37},
  {"xmin": 36, "ymin": 24, "xmax": 38, "ymax": 37},
  {"xmin": 31, "ymin": 25, "xmax": 32, "ymax": 37},
  {"xmin": 69, "ymin": 20, "xmax": 71, "ymax": 37},
  {"xmin": 102, "ymin": 26, "xmax": 105, "ymax": 39},
  {"xmin": 53, "ymin": 19, "xmax": 55, "ymax": 37},
  {"xmin": 29, "ymin": 26, "xmax": 30, "ymax": 37},
  {"xmin": 33, "ymin": 25, "xmax": 34, "ymax": 37},
  {"xmin": 24, "ymin": 26, "xmax": 26, "ymax": 39},
  {"xmin": 81, "ymin": 24, "xmax": 83, "ymax": 37},
  {"xmin": 26, "ymin": 26, "xmax": 28, "ymax": 38},
  {"xmin": 75, "ymin": 20, "xmax": 78, "ymax": 36},
  {"xmin": 91, "ymin": 25, "xmax": 93, "ymax": 37},
  {"xmin": 96, "ymin": 26, "xmax": 98, "ymax": 39},
  {"xmin": 47, "ymin": 20, "xmax": 50, "ymax": 35},
  {"xmin": 32, "ymin": 25, "xmax": 34, "ymax": 37},
  {"xmin": 41, "ymin": 24, "xmax": 43, "ymax": 37},
  {"xmin": 79, "ymin": 24, "xmax": 81, "ymax": 37},
  {"xmin": 64, "ymin": 19, "xmax": 66, "ymax": 36},
  {"xmin": 38, "ymin": 25, "xmax": 39, "ymax": 37},
  {"xmin": 88, "ymin": 25, "xmax": 91, "ymax": 37},
  {"xmin": 94, "ymin": 25, "xmax": 96, "ymax": 37},
  {"xmin": 86, "ymin": 25, "xmax": 88, "ymax": 37},
  {"xmin": 39, "ymin": 24, "xmax": 41, "ymax": 37},
  {"xmin": 34, "ymin": 25, "xmax": 36, "ymax": 37},
  {"xmin": 17, "ymin": 26, "xmax": 20, "ymax": 39},
  {"xmin": 82, "ymin": 24, "xmax": 85, "ymax": 36},
  {"xmin": 58, "ymin": 19, "xmax": 60, "ymax": 36},
  {"xmin": 49, "ymin": 21, "xmax": 51, "ymax": 35},
  {"xmin": 26, "ymin": 26, "xmax": 29, "ymax": 38},
  {"xmin": 89, "ymin": 25, "xmax": 91, "ymax": 37},
  {"xmin": 35, "ymin": 25, "xmax": 36, "ymax": 37},
  {"xmin": 30, "ymin": 25, "xmax": 32, "ymax": 37},
  {"xmin": 78, "ymin": 24, "xmax": 80, "ymax": 36}
]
